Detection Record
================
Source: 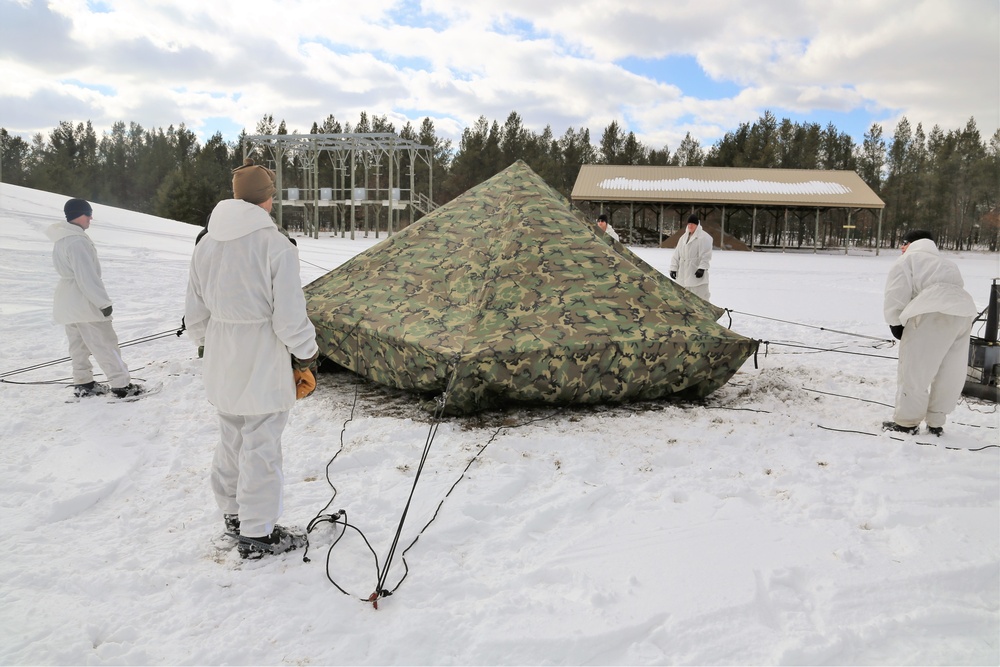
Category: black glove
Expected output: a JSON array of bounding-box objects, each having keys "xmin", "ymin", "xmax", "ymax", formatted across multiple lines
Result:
[
  {"xmin": 101, "ymin": 305, "xmax": 113, "ymax": 317},
  {"xmin": 889, "ymin": 325, "xmax": 904, "ymax": 340},
  {"xmin": 694, "ymin": 269, "xmax": 705, "ymax": 278},
  {"xmin": 669, "ymin": 271, "xmax": 677, "ymax": 279}
]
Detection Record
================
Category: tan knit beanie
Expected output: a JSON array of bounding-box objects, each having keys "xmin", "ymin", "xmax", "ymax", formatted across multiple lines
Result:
[{"xmin": 232, "ymin": 158, "xmax": 277, "ymax": 204}]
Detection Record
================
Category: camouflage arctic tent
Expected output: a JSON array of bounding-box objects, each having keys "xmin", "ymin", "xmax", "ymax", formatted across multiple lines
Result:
[{"xmin": 304, "ymin": 161, "xmax": 758, "ymax": 414}]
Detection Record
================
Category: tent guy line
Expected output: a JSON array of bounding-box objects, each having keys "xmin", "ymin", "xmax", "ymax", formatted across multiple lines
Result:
[
  {"xmin": 815, "ymin": 424, "xmax": 999, "ymax": 452},
  {"xmin": 725, "ymin": 308, "xmax": 893, "ymax": 343},
  {"xmin": 304, "ymin": 356, "xmax": 565, "ymax": 608},
  {"xmin": 0, "ymin": 328, "xmax": 178, "ymax": 379}
]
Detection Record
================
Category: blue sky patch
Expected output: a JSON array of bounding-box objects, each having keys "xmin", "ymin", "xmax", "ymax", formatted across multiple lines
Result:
[
  {"xmin": 776, "ymin": 107, "xmax": 892, "ymax": 143},
  {"xmin": 300, "ymin": 37, "xmax": 432, "ymax": 72},
  {"xmin": 197, "ymin": 117, "xmax": 246, "ymax": 142},
  {"xmin": 618, "ymin": 54, "xmax": 741, "ymax": 99},
  {"xmin": 62, "ymin": 79, "xmax": 116, "ymax": 96},
  {"xmin": 380, "ymin": 0, "xmax": 449, "ymax": 29},
  {"xmin": 491, "ymin": 16, "xmax": 540, "ymax": 39}
]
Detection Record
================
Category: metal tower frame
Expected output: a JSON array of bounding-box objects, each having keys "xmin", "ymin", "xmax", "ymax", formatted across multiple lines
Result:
[{"xmin": 243, "ymin": 133, "xmax": 436, "ymax": 239}]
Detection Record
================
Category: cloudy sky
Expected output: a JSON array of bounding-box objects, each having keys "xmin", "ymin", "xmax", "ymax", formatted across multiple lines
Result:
[{"xmin": 2, "ymin": 0, "xmax": 997, "ymax": 152}]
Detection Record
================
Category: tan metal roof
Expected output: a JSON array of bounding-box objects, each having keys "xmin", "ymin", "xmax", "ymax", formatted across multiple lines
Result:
[{"xmin": 571, "ymin": 165, "xmax": 884, "ymax": 209}]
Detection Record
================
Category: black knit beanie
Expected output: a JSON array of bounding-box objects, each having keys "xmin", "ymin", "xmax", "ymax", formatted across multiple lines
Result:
[
  {"xmin": 901, "ymin": 229, "xmax": 934, "ymax": 244},
  {"xmin": 64, "ymin": 198, "xmax": 93, "ymax": 221}
]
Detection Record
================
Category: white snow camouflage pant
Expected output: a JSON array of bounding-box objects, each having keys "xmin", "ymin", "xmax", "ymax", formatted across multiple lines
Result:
[
  {"xmin": 65, "ymin": 320, "xmax": 131, "ymax": 388},
  {"xmin": 894, "ymin": 312, "xmax": 973, "ymax": 429},
  {"xmin": 212, "ymin": 410, "xmax": 289, "ymax": 538}
]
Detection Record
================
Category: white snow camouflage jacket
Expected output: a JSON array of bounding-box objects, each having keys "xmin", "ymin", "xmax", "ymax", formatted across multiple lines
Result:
[
  {"xmin": 669, "ymin": 224, "xmax": 713, "ymax": 289},
  {"xmin": 883, "ymin": 238, "xmax": 977, "ymax": 327},
  {"xmin": 44, "ymin": 222, "xmax": 113, "ymax": 325},
  {"xmin": 185, "ymin": 199, "xmax": 318, "ymax": 415}
]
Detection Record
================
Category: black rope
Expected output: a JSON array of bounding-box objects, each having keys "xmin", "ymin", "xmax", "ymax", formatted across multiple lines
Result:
[
  {"xmin": 710, "ymin": 379, "xmax": 997, "ymax": 446},
  {"xmin": 803, "ymin": 386, "xmax": 894, "ymax": 408},
  {"xmin": 1, "ymin": 328, "xmax": 180, "ymax": 379},
  {"xmin": 384, "ymin": 408, "xmax": 560, "ymax": 597},
  {"xmin": 372, "ymin": 358, "xmax": 463, "ymax": 603},
  {"xmin": 300, "ymin": 258, "xmax": 332, "ymax": 273},
  {"xmin": 304, "ymin": 322, "xmax": 363, "ymax": 519},
  {"xmin": 760, "ymin": 340, "xmax": 898, "ymax": 360},
  {"xmin": 303, "ymin": 323, "xmax": 564, "ymax": 604},
  {"xmin": 303, "ymin": 320, "xmax": 412, "ymax": 603},
  {"xmin": 800, "ymin": 386, "xmax": 996, "ymax": 430},
  {"xmin": 816, "ymin": 424, "xmax": 999, "ymax": 451},
  {"xmin": 726, "ymin": 308, "xmax": 892, "ymax": 343},
  {"xmin": 0, "ymin": 365, "xmax": 148, "ymax": 387}
]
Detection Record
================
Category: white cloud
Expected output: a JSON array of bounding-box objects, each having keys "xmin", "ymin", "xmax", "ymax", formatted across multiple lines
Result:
[{"xmin": 0, "ymin": 0, "xmax": 995, "ymax": 151}]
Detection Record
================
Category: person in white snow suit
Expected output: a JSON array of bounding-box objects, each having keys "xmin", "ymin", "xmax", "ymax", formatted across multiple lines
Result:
[
  {"xmin": 597, "ymin": 213, "xmax": 620, "ymax": 242},
  {"xmin": 882, "ymin": 229, "xmax": 977, "ymax": 436},
  {"xmin": 45, "ymin": 198, "xmax": 144, "ymax": 399},
  {"xmin": 669, "ymin": 214, "xmax": 713, "ymax": 301},
  {"xmin": 185, "ymin": 158, "xmax": 319, "ymax": 559}
]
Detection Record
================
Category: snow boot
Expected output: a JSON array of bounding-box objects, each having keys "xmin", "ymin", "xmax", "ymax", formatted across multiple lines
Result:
[
  {"xmin": 73, "ymin": 381, "xmax": 109, "ymax": 398},
  {"xmin": 882, "ymin": 420, "xmax": 919, "ymax": 435},
  {"xmin": 928, "ymin": 426, "xmax": 944, "ymax": 437},
  {"xmin": 111, "ymin": 383, "xmax": 145, "ymax": 399},
  {"xmin": 237, "ymin": 525, "xmax": 307, "ymax": 560},
  {"xmin": 224, "ymin": 514, "xmax": 240, "ymax": 536}
]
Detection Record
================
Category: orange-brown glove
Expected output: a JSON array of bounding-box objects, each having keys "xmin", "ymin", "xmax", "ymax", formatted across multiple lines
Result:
[{"xmin": 294, "ymin": 368, "xmax": 316, "ymax": 399}]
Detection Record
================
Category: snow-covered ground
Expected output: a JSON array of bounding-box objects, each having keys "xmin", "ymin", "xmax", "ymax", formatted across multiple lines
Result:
[{"xmin": 1, "ymin": 182, "xmax": 997, "ymax": 665}]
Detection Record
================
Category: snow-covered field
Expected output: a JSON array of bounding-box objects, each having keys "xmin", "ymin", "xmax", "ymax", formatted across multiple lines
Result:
[{"xmin": 1, "ymin": 182, "xmax": 997, "ymax": 665}]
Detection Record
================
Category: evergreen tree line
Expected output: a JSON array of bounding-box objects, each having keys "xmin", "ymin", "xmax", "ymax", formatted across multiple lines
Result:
[{"xmin": 2, "ymin": 110, "xmax": 997, "ymax": 250}]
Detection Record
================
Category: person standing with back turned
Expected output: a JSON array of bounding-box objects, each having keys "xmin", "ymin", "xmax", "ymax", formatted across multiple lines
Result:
[
  {"xmin": 45, "ymin": 198, "xmax": 144, "ymax": 399},
  {"xmin": 882, "ymin": 229, "xmax": 976, "ymax": 436},
  {"xmin": 185, "ymin": 158, "xmax": 318, "ymax": 559}
]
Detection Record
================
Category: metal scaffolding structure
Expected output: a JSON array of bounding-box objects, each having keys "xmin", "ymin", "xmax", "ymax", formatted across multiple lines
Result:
[{"xmin": 243, "ymin": 133, "xmax": 436, "ymax": 239}]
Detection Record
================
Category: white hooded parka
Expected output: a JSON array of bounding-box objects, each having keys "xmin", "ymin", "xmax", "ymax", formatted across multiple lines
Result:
[
  {"xmin": 185, "ymin": 199, "xmax": 318, "ymax": 415},
  {"xmin": 883, "ymin": 238, "xmax": 977, "ymax": 326},
  {"xmin": 44, "ymin": 222, "xmax": 113, "ymax": 324}
]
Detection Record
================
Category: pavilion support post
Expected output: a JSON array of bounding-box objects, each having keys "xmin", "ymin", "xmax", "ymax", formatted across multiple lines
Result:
[
  {"xmin": 782, "ymin": 208, "xmax": 788, "ymax": 252},
  {"xmin": 751, "ymin": 206, "xmax": 757, "ymax": 251},
  {"xmin": 629, "ymin": 201, "xmax": 634, "ymax": 243},
  {"xmin": 876, "ymin": 208, "xmax": 883, "ymax": 256},
  {"xmin": 721, "ymin": 205, "xmax": 726, "ymax": 249},
  {"xmin": 815, "ymin": 207, "xmax": 820, "ymax": 253},
  {"xmin": 845, "ymin": 209, "xmax": 853, "ymax": 255},
  {"xmin": 659, "ymin": 203, "xmax": 664, "ymax": 246}
]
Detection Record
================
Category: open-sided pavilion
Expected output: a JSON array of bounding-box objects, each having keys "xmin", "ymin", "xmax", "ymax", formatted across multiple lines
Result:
[{"xmin": 571, "ymin": 165, "xmax": 886, "ymax": 254}]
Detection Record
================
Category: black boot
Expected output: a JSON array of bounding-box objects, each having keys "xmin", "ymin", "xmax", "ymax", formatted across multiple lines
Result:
[
  {"xmin": 73, "ymin": 381, "xmax": 109, "ymax": 397},
  {"xmin": 111, "ymin": 383, "xmax": 145, "ymax": 398},
  {"xmin": 237, "ymin": 525, "xmax": 307, "ymax": 560},
  {"xmin": 882, "ymin": 421, "xmax": 919, "ymax": 435}
]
